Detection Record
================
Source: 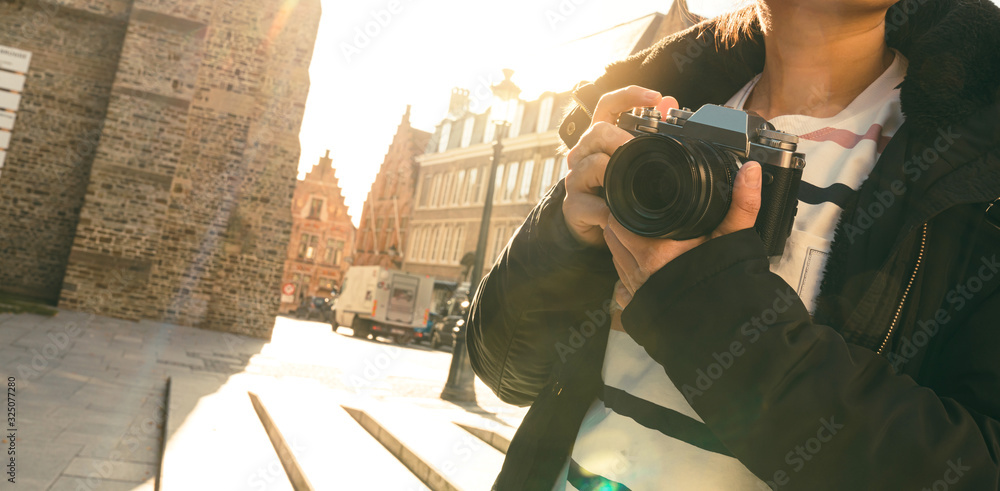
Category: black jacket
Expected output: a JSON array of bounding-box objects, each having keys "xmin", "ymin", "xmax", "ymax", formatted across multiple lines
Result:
[{"xmin": 468, "ymin": 0, "xmax": 1000, "ymax": 489}]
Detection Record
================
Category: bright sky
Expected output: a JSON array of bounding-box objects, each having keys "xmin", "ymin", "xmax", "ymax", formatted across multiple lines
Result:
[{"xmin": 298, "ymin": 0, "xmax": 740, "ymax": 227}]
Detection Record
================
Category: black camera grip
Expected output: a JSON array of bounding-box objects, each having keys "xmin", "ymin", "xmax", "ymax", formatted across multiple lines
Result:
[{"xmin": 756, "ymin": 165, "xmax": 802, "ymax": 257}]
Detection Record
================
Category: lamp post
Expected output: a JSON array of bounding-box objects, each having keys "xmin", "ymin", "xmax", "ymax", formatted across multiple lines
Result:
[{"xmin": 441, "ymin": 69, "xmax": 521, "ymax": 403}]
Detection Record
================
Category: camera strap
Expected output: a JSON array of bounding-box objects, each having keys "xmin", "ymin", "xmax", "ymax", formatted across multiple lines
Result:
[
  {"xmin": 560, "ymin": 82, "xmax": 605, "ymax": 149},
  {"xmin": 986, "ymin": 198, "xmax": 1000, "ymax": 231}
]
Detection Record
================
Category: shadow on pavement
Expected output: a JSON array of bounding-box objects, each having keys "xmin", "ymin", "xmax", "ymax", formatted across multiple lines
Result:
[{"xmin": 0, "ymin": 309, "xmax": 268, "ymax": 490}]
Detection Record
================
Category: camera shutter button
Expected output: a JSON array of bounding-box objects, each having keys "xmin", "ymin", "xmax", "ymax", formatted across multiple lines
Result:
[{"xmin": 758, "ymin": 129, "xmax": 799, "ymax": 150}]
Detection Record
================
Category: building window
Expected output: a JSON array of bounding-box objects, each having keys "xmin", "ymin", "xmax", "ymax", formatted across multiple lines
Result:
[
  {"xmin": 292, "ymin": 273, "xmax": 308, "ymax": 301},
  {"xmin": 490, "ymin": 225, "xmax": 507, "ymax": 262},
  {"xmin": 484, "ymin": 121, "xmax": 496, "ymax": 144},
  {"xmin": 508, "ymin": 102, "xmax": 525, "ymax": 138},
  {"xmin": 298, "ymin": 233, "xmax": 319, "ymax": 260},
  {"xmin": 519, "ymin": 160, "xmax": 534, "ymax": 201},
  {"xmin": 419, "ymin": 174, "xmax": 432, "ymax": 208},
  {"xmin": 452, "ymin": 226, "xmax": 464, "ymax": 264},
  {"xmin": 421, "ymin": 227, "xmax": 431, "ymax": 261},
  {"xmin": 537, "ymin": 95, "xmax": 554, "ymax": 132},
  {"xmin": 430, "ymin": 173, "xmax": 442, "ymax": 208},
  {"xmin": 324, "ymin": 239, "xmax": 344, "ymax": 265},
  {"xmin": 466, "ymin": 167, "xmax": 479, "ymax": 204},
  {"xmin": 558, "ymin": 154, "xmax": 569, "ymax": 180},
  {"xmin": 438, "ymin": 121, "xmax": 452, "ymax": 153},
  {"xmin": 453, "ymin": 170, "xmax": 466, "ymax": 205},
  {"xmin": 504, "ymin": 162, "xmax": 519, "ymax": 201},
  {"xmin": 408, "ymin": 228, "xmax": 421, "ymax": 261},
  {"xmin": 460, "ymin": 117, "xmax": 475, "ymax": 147},
  {"xmin": 540, "ymin": 157, "xmax": 556, "ymax": 197},
  {"xmin": 318, "ymin": 277, "xmax": 336, "ymax": 294},
  {"xmin": 430, "ymin": 226, "xmax": 441, "ymax": 262},
  {"xmin": 440, "ymin": 172, "xmax": 453, "ymax": 207},
  {"xmin": 308, "ymin": 198, "xmax": 323, "ymax": 219},
  {"xmin": 493, "ymin": 164, "xmax": 505, "ymax": 203},
  {"xmin": 441, "ymin": 226, "xmax": 452, "ymax": 264}
]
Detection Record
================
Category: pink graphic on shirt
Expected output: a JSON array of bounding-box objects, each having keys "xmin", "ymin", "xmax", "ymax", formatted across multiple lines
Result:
[{"xmin": 799, "ymin": 123, "xmax": 892, "ymax": 154}]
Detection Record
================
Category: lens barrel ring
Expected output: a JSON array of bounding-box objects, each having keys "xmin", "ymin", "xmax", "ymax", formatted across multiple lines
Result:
[{"xmin": 604, "ymin": 134, "xmax": 741, "ymax": 239}]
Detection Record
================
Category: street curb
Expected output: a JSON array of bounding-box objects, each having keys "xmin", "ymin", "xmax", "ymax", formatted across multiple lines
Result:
[
  {"xmin": 454, "ymin": 422, "xmax": 510, "ymax": 454},
  {"xmin": 248, "ymin": 391, "xmax": 316, "ymax": 491},
  {"xmin": 341, "ymin": 405, "xmax": 460, "ymax": 491},
  {"xmin": 156, "ymin": 376, "xmax": 171, "ymax": 491}
]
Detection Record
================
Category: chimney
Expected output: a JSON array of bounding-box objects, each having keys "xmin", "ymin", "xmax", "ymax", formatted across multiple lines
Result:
[{"xmin": 447, "ymin": 88, "xmax": 470, "ymax": 118}]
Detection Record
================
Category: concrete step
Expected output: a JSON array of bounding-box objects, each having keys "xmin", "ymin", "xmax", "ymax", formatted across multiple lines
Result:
[
  {"xmin": 159, "ymin": 373, "xmax": 296, "ymax": 491},
  {"xmin": 252, "ymin": 379, "xmax": 429, "ymax": 491},
  {"xmin": 345, "ymin": 400, "xmax": 507, "ymax": 491},
  {"xmin": 455, "ymin": 422, "xmax": 511, "ymax": 454}
]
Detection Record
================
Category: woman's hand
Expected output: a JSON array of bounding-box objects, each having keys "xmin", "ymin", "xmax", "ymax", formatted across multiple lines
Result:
[
  {"xmin": 606, "ymin": 161, "xmax": 763, "ymax": 308},
  {"xmin": 563, "ymin": 86, "xmax": 679, "ymax": 247}
]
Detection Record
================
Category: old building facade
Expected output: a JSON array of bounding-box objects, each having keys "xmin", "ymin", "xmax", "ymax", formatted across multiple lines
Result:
[
  {"xmin": 353, "ymin": 106, "xmax": 431, "ymax": 270},
  {"xmin": 279, "ymin": 151, "xmax": 355, "ymax": 313},
  {"xmin": 403, "ymin": 87, "xmax": 570, "ymax": 282},
  {"xmin": 0, "ymin": 0, "xmax": 321, "ymax": 338},
  {"xmin": 402, "ymin": 10, "xmax": 700, "ymax": 283}
]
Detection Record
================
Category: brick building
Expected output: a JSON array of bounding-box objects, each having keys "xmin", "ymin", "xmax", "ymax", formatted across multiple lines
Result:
[
  {"xmin": 353, "ymin": 106, "xmax": 431, "ymax": 270},
  {"xmin": 403, "ymin": 10, "xmax": 700, "ymax": 283},
  {"xmin": 280, "ymin": 151, "xmax": 356, "ymax": 313},
  {"xmin": 0, "ymin": 0, "xmax": 321, "ymax": 338}
]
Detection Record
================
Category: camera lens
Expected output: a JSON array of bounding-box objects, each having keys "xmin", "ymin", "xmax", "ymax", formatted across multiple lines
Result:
[
  {"xmin": 604, "ymin": 134, "xmax": 740, "ymax": 239},
  {"xmin": 631, "ymin": 160, "xmax": 681, "ymax": 211}
]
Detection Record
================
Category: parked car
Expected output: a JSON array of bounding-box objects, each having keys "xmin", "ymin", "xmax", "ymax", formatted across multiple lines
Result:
[
  {"xmin": 430, "ymin": 295, "xmax": 470, "ymax": 351},
  {"xmin": 430, "ymin": 315, "xmax": 464, "ymax": 350},
  {"xmin": 295, "ymin": 296, "xmax": 334, "ymax": 322}
]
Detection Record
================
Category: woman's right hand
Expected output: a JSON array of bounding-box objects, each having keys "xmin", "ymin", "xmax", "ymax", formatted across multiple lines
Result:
[{"xmin": 562, "ymin": 86, "xmax": 679, "ymax": 247}]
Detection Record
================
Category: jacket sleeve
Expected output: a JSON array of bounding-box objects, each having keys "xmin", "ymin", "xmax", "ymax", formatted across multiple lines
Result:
[
  {"xmin": 621, "ymin": 228, "xmax": 1000, "ymax": 490},
  {"xmin": 467, "ymin": 180, "xmax": 619, "ymax": 407}
]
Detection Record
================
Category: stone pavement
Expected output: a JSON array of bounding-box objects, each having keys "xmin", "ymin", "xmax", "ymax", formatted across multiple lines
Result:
[{"xmin": 0, "ymin": 310, "xmax": 527, "ymax": 490}]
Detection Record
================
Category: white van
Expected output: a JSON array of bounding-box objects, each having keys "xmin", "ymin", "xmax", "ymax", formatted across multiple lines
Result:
[{"xmin": 333, "ymin": 266, "xmax": 435, "ymax": 344}]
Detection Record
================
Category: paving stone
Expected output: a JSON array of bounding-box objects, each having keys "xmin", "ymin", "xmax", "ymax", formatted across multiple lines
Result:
[
  {"xmin": 60, "ymin": 353, "xmax": 108, "ymax": 368},
  {"xmin": 78, "ymin": 435, "xmax": 162, "ymax": 465},
  {"xmin": 12, "ymin": 441, "xmax": 81, "ymax": 487},
  {"xmin": 48, "ymin": 476, "xmax": 143, "ymax": 491},
  {"xmin": 68, "ymin": 384, "xmax": 148, "ymax": 407},
  {"xmin": 2, "ymin": 313, "xmax": 531, "ymax": 491},
  {"xmin": 40, "ymin": 368, "xmax": 92, "ymax": 387},
  {"xmin": 62, "ymin": 457, "xmax": 157, "ymax": 482},
  {"xmin": 155, "ymin": 353, "xmax": 204, "ymax": 370},
  {"xmin": 112, "ymin": 334, "xmax": 143, "ymax": 344},
  {"xmin": 0, "ymin": 325, "xmax": 30, "ymax": 346}
]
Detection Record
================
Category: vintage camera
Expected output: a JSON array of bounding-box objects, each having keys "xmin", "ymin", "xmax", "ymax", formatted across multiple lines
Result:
[{"xmin": 603, "ymin": 104, "xmax": 806, "ymax": 256}]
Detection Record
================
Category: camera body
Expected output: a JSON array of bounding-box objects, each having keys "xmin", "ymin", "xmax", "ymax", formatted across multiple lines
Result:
[{"xmin": 604, "ymin": 104, "xmax": 805, "ymax": 256}]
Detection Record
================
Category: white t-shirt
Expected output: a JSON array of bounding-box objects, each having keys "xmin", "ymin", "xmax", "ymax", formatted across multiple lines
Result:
[{"xmin": 557, "ymin": 51, "xmax": 908, "ymax": 490}]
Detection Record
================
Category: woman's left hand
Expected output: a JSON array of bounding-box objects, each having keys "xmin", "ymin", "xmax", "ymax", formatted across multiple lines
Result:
[{"xmin": 605, "ymin": 161, "xmax": 763, "ymax": 308}]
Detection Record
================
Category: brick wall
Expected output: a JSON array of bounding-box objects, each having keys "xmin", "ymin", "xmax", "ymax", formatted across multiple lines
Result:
[
  {"xmin": 56, "ymin": 0, "xmax": 321, "ymax": 338},
  {"xmin": 0, "ymin": 0, "xmax": 129, "ymax": 300}
]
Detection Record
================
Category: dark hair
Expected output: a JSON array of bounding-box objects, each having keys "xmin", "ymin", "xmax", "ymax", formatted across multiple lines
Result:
[{"xmin": 714, "ymin": 1, "xmax": 763, "ymax": 49}]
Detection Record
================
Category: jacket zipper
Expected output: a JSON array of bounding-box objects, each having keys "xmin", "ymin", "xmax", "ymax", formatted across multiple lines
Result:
[{"xmin": 877, "ymin": 223, "xmax": 928, "ymax": 355}]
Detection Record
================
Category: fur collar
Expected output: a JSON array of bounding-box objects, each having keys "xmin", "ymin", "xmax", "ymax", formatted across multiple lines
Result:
[{"xmin": 591, "ymin": 0, "xmax": 1000, "ymax": 137}]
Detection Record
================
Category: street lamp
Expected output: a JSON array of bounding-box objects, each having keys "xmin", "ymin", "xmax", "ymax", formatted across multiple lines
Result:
[{"xmin": 441, "ymin": 69, "xmax": 521, "ymax": 403}]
